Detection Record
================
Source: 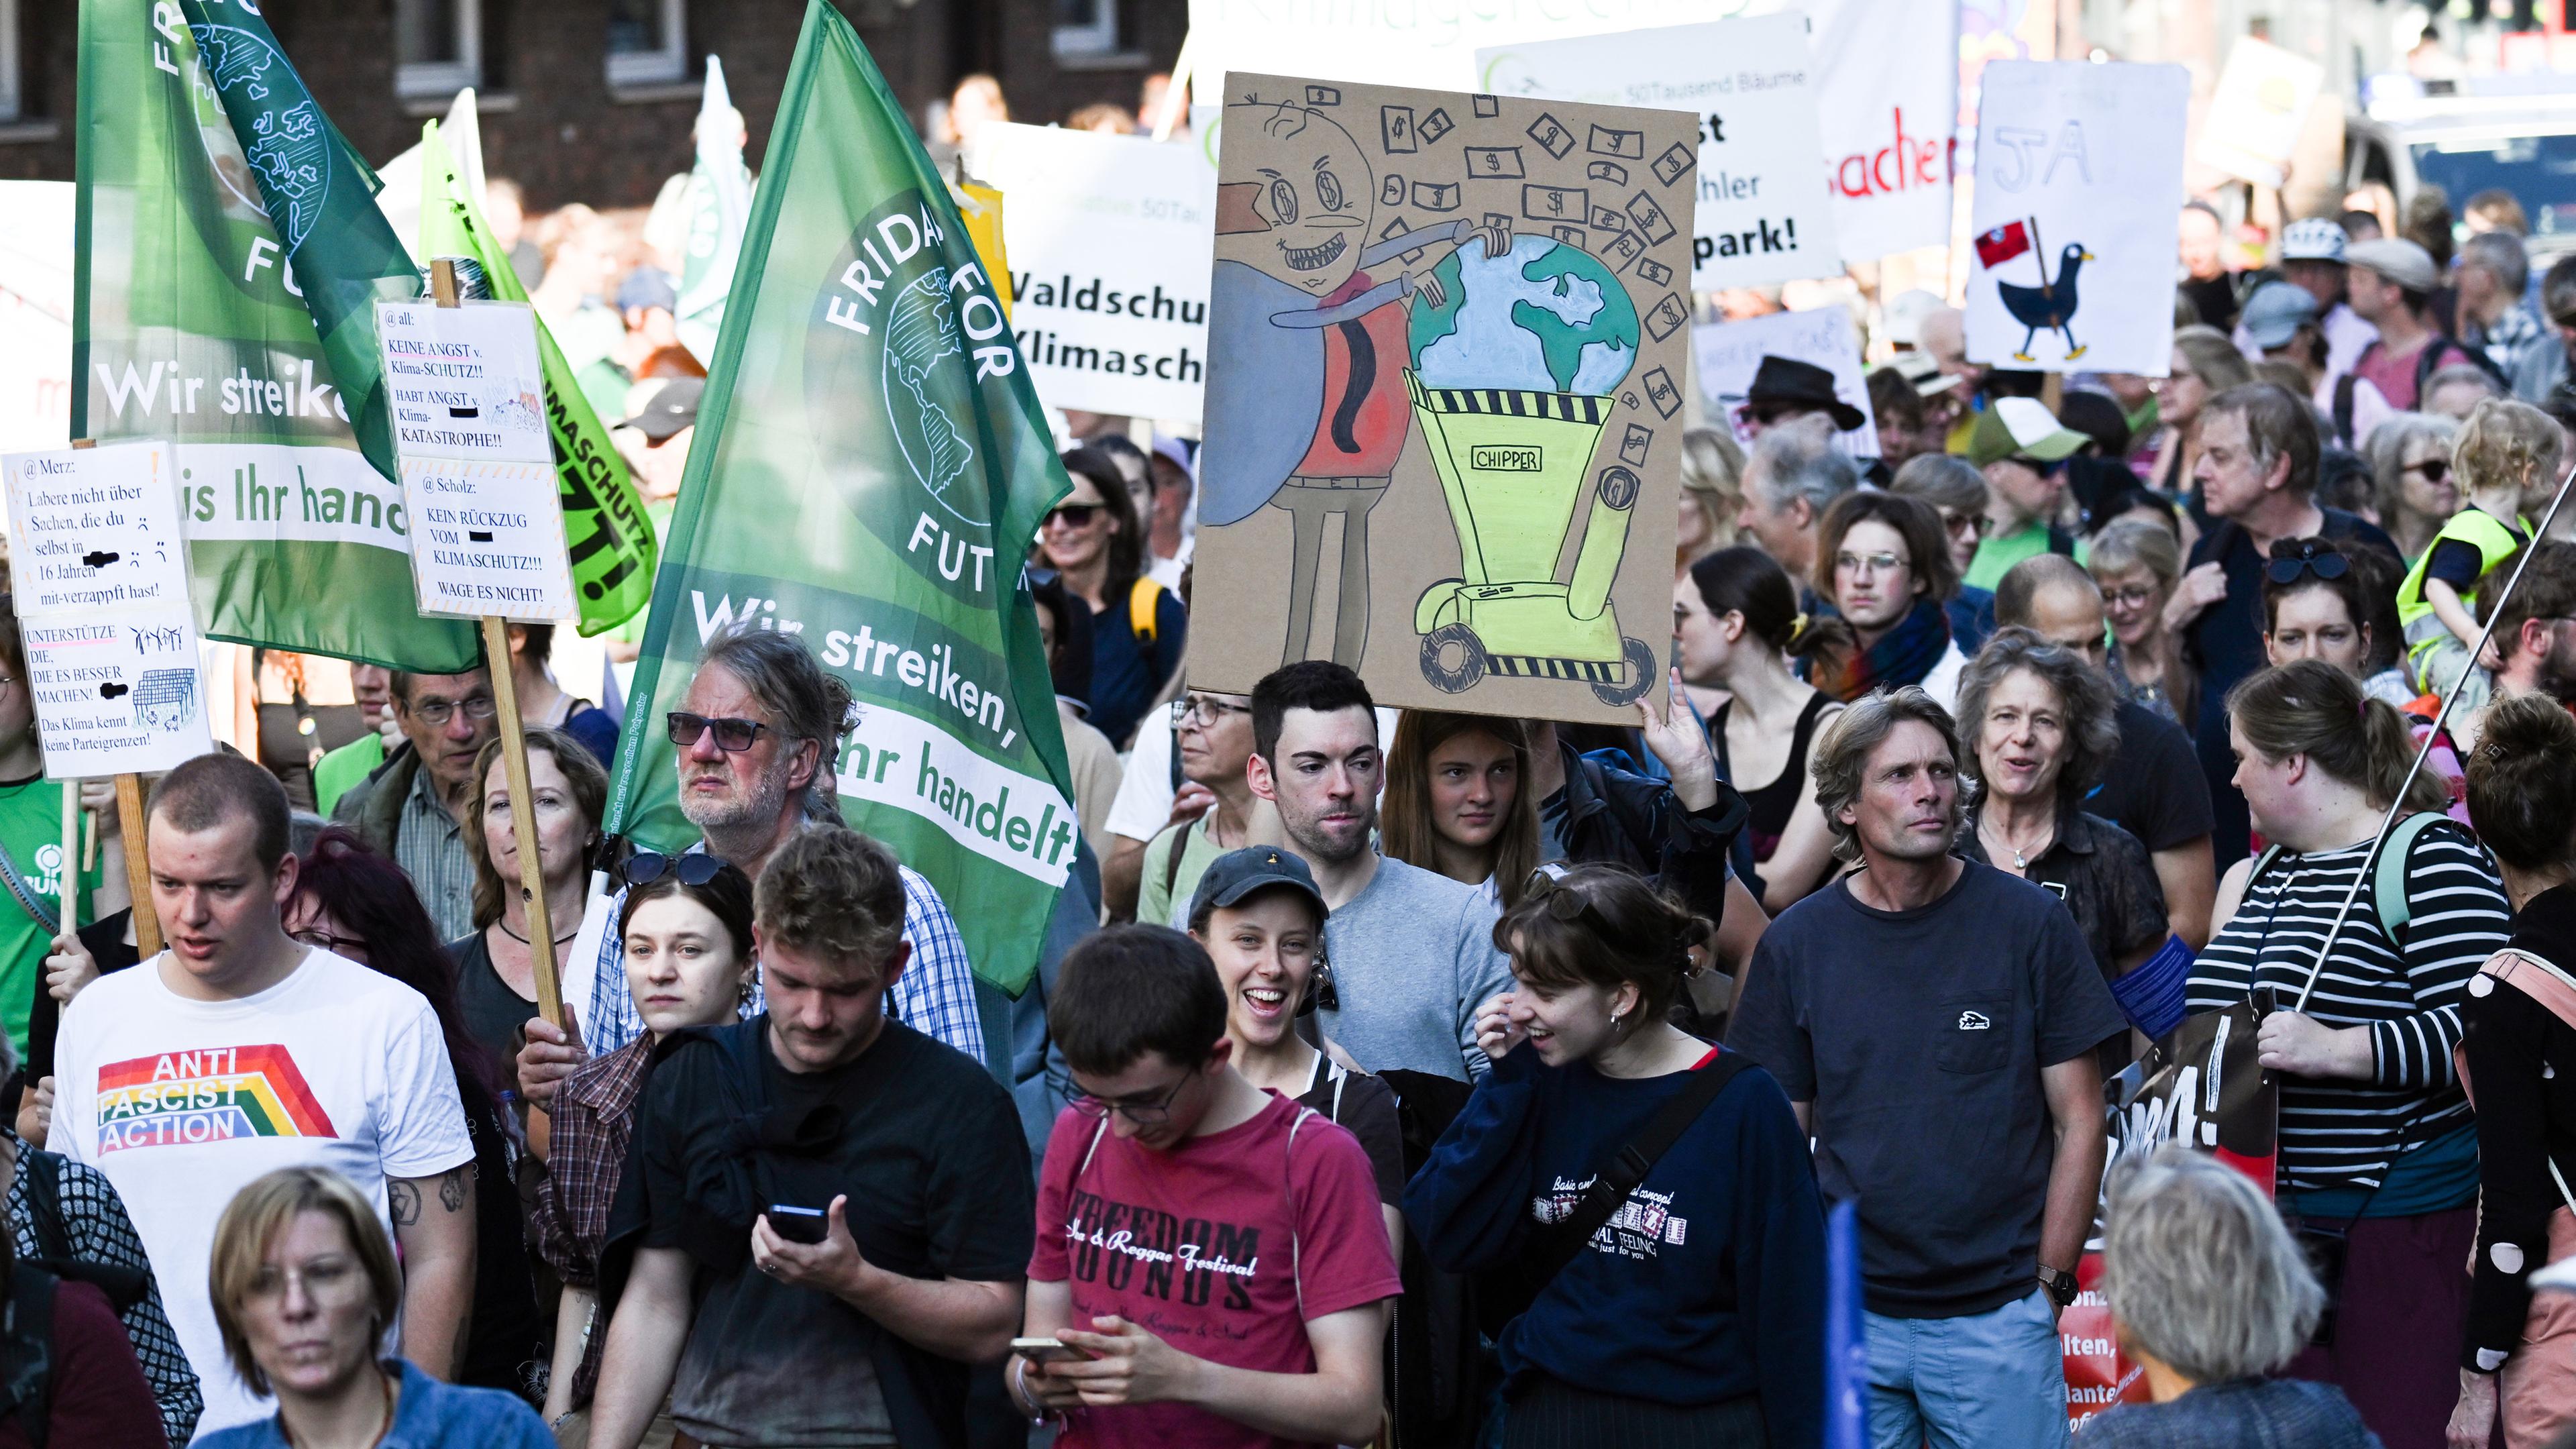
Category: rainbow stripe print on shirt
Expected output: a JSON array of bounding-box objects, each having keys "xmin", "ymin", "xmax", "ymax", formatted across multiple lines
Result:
[{"xmin": 93, "ymin": 1045, "xmax": 338, "ymax": 1155}]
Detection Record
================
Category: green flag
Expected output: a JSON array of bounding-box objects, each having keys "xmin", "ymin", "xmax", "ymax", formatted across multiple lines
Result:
[
  {"xmin": 417, "ymin": 121, "xmax": 659, "ymax": 635},
  {"xmin": 74, "ymin": 0, "xmax": 477, "ymax": 672},
  {"xmin": 675, "ymin": 56, "xmax": 755, "ymax": 366},
  {"xmin": 608, "ymin": 0, "xmax": 1073, "ymax": 994}
]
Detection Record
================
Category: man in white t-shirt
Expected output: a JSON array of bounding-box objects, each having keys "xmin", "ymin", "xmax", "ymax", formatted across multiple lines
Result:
[{"xmin": 52, "ymin": 753, "xmax": 476, "ymax": 1440}]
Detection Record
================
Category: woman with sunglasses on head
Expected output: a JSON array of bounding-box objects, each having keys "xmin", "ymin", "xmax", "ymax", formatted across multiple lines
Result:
[
  {"xmin": 1044, "ymin": 446, "xmax": 1185, "ymax": 750},
  {"xmin": 2366, "ymin": 413, "xmax": 2461, "ymax": 564},
  {"xmin": 1185, "ymin": 849, "xmax": 1405, "ymax": 1253},
  {"xmin": 2263, "ymin": 539, "xmax": 2417, "ymax": 708},
  {"xmin": 450, "ymin": 727, "xmax": 608, "ymax": 1085},
  {"xmin": 1381, "ymin": 711, "xmax": 1542, "ymax": 910},
  {"xmin": 535, "ymin": 855, "xmax": 756, "ymax": 1445},
  {"xmin": 1408, "ymin": 862, "xmax": 1825, "ymax": 1448},
  {"xmin": 285, "ymin": 829, "xmax": 549, "ymax": 1404}
]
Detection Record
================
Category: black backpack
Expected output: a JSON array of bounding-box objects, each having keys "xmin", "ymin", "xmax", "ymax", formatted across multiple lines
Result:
[
  {"xmin": 0, "ymin": 1264, "xmax": 61, "ymax": 1449},
  {"xmin": 1375, "ymin": 1069, "xmax": 1485, "ymax": 1449},
  {"xmin": 18, "ymin": 1151, "xmax": 146, "ymax": 1312},
  {"xmin": 2333, "ymin": 337, "xmax": 2511, "ymax": 444}
]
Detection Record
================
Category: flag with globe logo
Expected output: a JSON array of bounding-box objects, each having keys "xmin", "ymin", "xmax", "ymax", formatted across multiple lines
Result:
[
  {"xmin": 73, "ymin": 0, "xmax": 479, "ymax": 672},
  {"xmin": 606, "ymin": 0, "xmax": 1075, "ymax": 995}
]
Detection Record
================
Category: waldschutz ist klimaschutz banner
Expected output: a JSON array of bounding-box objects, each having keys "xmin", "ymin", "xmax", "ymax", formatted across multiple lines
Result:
[
  {"xmin": 74, "ymin": 0, "xmax": 478, "ymax": 671},
  {"xmin": 608, "ymin": 0, "xmax": 1074, "ymax": 994}
]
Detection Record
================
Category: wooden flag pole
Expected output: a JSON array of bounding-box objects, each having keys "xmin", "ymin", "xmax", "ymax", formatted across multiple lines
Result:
[
  {"xmin": 118, "ymin": 774, "xmax": 158, "ymax": 956},
  {"xmin": 430, "ymin": 260, "xmax": 564, "ymax": 1028}
]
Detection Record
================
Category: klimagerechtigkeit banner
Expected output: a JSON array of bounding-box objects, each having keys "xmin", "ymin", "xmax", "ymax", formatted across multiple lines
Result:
[
  {"xmin": 74, "ymin": 0, "xmax": 478, "ymax": 671},
  {"xmin": 417, "ymin": 120, "xmax": 659, "ymax": 635},
  {"xmin": 607, "ymin": 0, "xmax": 1074, "ymax": 993}
]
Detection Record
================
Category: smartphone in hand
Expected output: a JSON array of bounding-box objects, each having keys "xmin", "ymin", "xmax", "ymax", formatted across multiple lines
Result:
[
  {"xmin": 766, "ymin": 1204, "xmax": 830, "ymax": 1245},
  {"xmin": 1009, "ymin": 1336, "xmax": 1095, "ymax": 1364}
]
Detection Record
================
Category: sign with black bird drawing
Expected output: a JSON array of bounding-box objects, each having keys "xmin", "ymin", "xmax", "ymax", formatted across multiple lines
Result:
[{"xmin": 1964, "ymin": 60, "xmax": 2188, "ymax": 376}]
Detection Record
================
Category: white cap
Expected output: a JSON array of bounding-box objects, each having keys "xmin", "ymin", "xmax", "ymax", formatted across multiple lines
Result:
[{"xmin": 1882, "ymin": 289, "xmax": 1945, "ymax": 349}]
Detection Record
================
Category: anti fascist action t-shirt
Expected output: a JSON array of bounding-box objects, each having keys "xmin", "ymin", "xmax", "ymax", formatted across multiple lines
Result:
[
  {"xmin": 1725, "ymin": 861, "xmax": 2127, "ymax": 1318},
  {"xmin": 1029, "ymin": 1092, "xmax": 1402, "ymax": 1449},
  {"xmin": 52, "ymin": 949, "xmax": 474, "ymax": 1438}
]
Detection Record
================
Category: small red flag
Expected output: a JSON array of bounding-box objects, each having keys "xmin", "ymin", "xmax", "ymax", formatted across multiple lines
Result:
[{"xmin": 1975, "ymin": 220, "xmax": 2032, "ymax": 268}]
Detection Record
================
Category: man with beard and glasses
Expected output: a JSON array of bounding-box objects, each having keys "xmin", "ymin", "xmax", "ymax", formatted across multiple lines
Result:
[
  {"xmin": 2455, "ymin": 541, "xmax": 2576, "ymax": 755},
  {"xmin": 515, "ymin": 627, "xmax": 984, "ymax": 1108},
  {"xmin": 1244, "ymin": 661, "xmax": 1513, "ymax": 1083}
]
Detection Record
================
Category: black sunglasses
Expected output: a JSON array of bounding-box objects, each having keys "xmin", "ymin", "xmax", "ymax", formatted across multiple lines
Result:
[
  {"xmin": 667, "ymin": 711, "xmax": 768, "ymax": 752},
  {"xmin": 626, "ymin": 852, "xmax": 730, "ymax": 888},
  {"xmin": 1524, "ymin": 862, "xmax": 1617, "ymax": 932},
  {"xmin": 2263, "ymin": 543, "xmax": 2349, "ymax": 586},
  {"xmin": 2406, "ymin": 458, "xmax": 2451, "ymax": 484},
  {"xmin": 1044, "ymin": 502, "xmax": 1105, "ymax": 529}
]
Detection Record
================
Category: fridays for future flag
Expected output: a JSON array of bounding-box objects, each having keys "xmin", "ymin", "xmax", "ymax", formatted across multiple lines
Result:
[
  {"xmin": 74, "ymin": 0, "xmax": 479, "ymax": 672},
  {"xmin": 607, "ymin": 0, "xmax": 1075, "ymax": 994},
  {"xmin": 417, "ymin": 120, "xmax": 659, "ymax": 635},
  {"xmin": 676, "ymin": 56, "xmax": 756, "ymax": 366}
]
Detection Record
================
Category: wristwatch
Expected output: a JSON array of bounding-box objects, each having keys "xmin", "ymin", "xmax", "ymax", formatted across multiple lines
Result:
[{"xmin": 2037, "ymin": 1264, "xmax": 2079, "ymax": 1309}]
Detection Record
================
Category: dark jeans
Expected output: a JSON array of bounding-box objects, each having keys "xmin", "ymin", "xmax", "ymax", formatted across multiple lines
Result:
[
  {"xmin": 2286, "ymin": 1205, "xmax": 2475, "ymax": 1449},
  {"xmin": 1493, "ymin": 1376, "xmax": 1768, "ymax": 1449}
]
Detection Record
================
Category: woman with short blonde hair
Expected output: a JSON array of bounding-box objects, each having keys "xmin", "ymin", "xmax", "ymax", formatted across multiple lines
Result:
[{"xmin": 202, "ymin": 1167, "xmax": 549, "ymax": 1446}]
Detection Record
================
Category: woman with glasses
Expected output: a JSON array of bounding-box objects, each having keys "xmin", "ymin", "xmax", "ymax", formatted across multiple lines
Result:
[
  {"xmin": 451, "ymin": 727, "xmax": 608, "ymax": 1084},
  {"xmin": 2366, "ymin": 413, "xmax": 2461, "ymax": 564},
  {"xmin": 2089, "ymin": 516, "xmax": 2191, "ymax": 725},
  {"xmin": 535, "ymin": 855, "xmax": 756, "ymax": 1445},
  {"xmin": 2143, "ymin": 325, "xmax": 2255, "ymax": 498},
  {"xmin": 1674, "ymin": 547, "xmax": 1848, "ymax": 912},
  {"xmin": 1042, "ymin": 446, "xmax": 1185, "ymax": 750},
  {"xmin": 1890, "ymin": 453, "xmax": 2004, "ymax": 653},
  {"xmin": 285, "ymin": 828, "xmax": 549, "ymax": 1404},
  {"xmin": 1381, "ymin": 711, "xmax": 1541, "ymax": 910},
  {"xmin": 2186, "ymin": 662, "xmax": 2512, "ymax": 1445},
  {"xmin": 1407, "ymin": 862, "xmax": 1825, "ymax": 1448},
  {"xmin": 197, "ymin": 1167, "xmax": 551, "ymax": 1448},
  {"xmin": 1809, "ymin": 491, "xmax": 1969, "ymax": 710}
]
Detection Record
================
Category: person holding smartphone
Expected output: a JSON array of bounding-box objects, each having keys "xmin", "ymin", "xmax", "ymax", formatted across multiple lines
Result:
[{"xmin": 1011, "ymin": 924, "xmax": 1399, "ymax": 1448}]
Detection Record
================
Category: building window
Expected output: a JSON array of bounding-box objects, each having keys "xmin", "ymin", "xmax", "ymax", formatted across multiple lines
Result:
[
  {"xmin": 0, "ymin": 0, "xmax": 22, "ymax": 123},
  {"xmin": 1052, "ymin": 0, "xmax": 1118, "ymax": 60},
  {"xmin": 394, "ymin": 0, "xmax": 481, "ymax": 100},
  {"xmin": 607, "ymin": 0, "xmax": 688, "ymax": 87}
]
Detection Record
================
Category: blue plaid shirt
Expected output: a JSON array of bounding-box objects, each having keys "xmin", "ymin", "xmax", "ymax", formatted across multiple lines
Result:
[{"xmin": 586, "ymin": 853, "xmax": 985, "ymax": 1064}]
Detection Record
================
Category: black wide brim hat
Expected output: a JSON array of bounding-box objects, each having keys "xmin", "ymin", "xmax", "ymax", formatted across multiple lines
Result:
[{"xmin": 1738, "ymin": 354, "xmax": 1866, "ymax": 432}]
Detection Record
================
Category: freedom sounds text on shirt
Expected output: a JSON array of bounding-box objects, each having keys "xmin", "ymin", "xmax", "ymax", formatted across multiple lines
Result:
[{"xmin": 93, "ymin": 1045, "xmax": 339, "ymax": 1154}]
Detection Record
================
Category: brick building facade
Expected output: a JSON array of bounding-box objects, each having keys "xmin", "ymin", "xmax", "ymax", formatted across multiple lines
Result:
[{"xmin": 0, "ymin": 0, "xmax": 1184, "ymax": 208}]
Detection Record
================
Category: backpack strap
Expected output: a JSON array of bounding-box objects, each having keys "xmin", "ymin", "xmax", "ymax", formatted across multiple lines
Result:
[
  {"xmin": 1128, "ymin": 578, "xmax": 1163, "ymax": 643},
  {"xmin": 1158, "ymin": 818, "xmax": 1194, "ymax": 907},
  {"xmin": 2371, "ymin": 812, "xmax": 2445, "ymax": 950},
  {"xmin": 21, "ymin": 1151, "xmax": 65, "ymax": 1269},
  {"xmin": 1525, "ymin": 1051, "xmax": 1754, "ymax": 1304},
  {"xmin": 2333, "ymin": 374, "xmax": 2359, "ymax": 446}
]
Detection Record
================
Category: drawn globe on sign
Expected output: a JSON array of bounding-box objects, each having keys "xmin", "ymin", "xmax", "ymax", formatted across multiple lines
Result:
[
  {"xmin": 880, "ymin": 269, "xmax": 988, "ymax": 529},
  {"xmin": 189, "ymin": 25, "xmax": 331, "ymax": 252},
  {"xmin": 1402, "ymin": 233, "xmax": 1656, "ymax": 708}
]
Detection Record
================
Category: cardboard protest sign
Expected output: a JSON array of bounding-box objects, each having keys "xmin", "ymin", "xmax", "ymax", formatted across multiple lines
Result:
[
  {"xmin": 1809, "ymin": 0, "xmax": 1957, "ymax": 260},
  {"xmin": 3, "ymin": 442, "xmax": 215, "ymax": 777},
  {"xmin": 2197, "ymin": 37, "xmax": 2326, "ymax": 190},
  {"xmin": 1692, "ymin": 307, "xmax": 1880, "ymax": 460},
  {"xmin": 1964, "ymin": 61, "xmax": 2188, "ymax": 376},
  {"xmin": 967, "ymin": 123, "xmax": 1217, "ymax": 423},
  {"xmin": 2065, "ymin": 998, "xmax": 2282, "ymax": 1430},
  {"xmin": 1475, "ymin": 15, "xmax": 1842, "ymax": 290},
  {"xmin": 1187, "ymin": 74, "xmax": 1691, "ymax": 722},
  {"xmin": 374, "ymin": 300, "xmax": 576, "ymax": 622}
]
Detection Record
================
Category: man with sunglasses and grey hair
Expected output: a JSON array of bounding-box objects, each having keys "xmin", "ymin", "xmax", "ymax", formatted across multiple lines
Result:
[{"xmin": 516, "ymin": 627, "xmax": 985, "ymax": 1108}]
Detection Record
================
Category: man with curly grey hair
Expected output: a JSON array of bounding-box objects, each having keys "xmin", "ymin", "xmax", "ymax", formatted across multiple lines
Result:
[
  {"xmin": 2080, "ymin": 1146, "xmax": 2375, "ymax": 1446},
  {"xmin": 1727, "ymin": 684, "xmax": 2125, "ymax": 1448}
]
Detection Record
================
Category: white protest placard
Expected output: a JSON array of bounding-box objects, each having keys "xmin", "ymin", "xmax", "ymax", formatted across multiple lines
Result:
[
  {"xmin": 1691, "ymin": 307, "xmax": 1880, "ymax": 460},
  {"xmin": 1965, "ymin": 62, "xmax": 2189, "ymax": 376},
  {"xmin": 1807, "ymin": 0, "xmax": 1957, "ymax": 260},
  {"xmin": 2196, "ymin": 37, "xmax": 2325, "ymax": 190},
  {"xmin": 20, "ymin": 604, "xmax": 215, "ymax": 778},
  {"xmin": 4, "ymin": 441, "xmax": 189, "ymax": 616},
  {"xmin": 967, "ymin": 123, "xmax": 1217, "ymax": 423},
  {"xmin": 1475, "ymin": 15, "xmax": 1841, "ymax": 290},
  {"xmin": 398, "ymin": 458, "xmax": 577, "ymax": 623},
  {"xmin": 374, "ymin": 299, "xmax": 575, "ymax": 621},
  {"xmin": 374, "ymin": 300, "xmax": 552, "ymax": 466},
  {"xmin": 2, "ymin": 439, "xmax": 213, "ymax": 778}
]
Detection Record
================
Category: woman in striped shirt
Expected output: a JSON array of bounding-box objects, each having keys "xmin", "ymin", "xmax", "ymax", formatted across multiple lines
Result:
[{"xmin": 2188, "ymin": 660, "xmax": 2511, "ymax": 1449}]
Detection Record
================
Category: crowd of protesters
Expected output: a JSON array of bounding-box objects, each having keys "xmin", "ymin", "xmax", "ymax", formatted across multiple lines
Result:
[{"xmin": 15, "ymin": 56, "xmax": 2576, "ymax": 1449}]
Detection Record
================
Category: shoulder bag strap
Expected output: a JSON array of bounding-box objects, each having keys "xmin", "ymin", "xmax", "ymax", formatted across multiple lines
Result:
[
  {"xmin": 1283, "ymin": 1106, "xmax": 1316, "ymax": 1318},
  {"xmin": 1525, "ymin": 1052, "xmax": 1754, "ymax": 1299},
  {"xmin": 1159, "ymin": 818, "xmax": 1193, "ymax": 903},
  {"xmin": 22, "ymin": 1151, "xmax": 64, "ymax": 1267},
  {"xmin": 0, "ymin": 844, "xmax": 57, "ymax": 938}
]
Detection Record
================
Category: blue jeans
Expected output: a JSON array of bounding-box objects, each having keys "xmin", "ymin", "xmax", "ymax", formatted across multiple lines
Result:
[{"xmin": 1866, "ymin": 1289, "xmax": 2068, "ymax": 1449}]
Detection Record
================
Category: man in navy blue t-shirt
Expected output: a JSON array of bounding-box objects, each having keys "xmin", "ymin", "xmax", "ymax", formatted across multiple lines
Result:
[{"xmin": 1728, "ymin": 686, "xmax": 2125, "ymax": 1449}]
